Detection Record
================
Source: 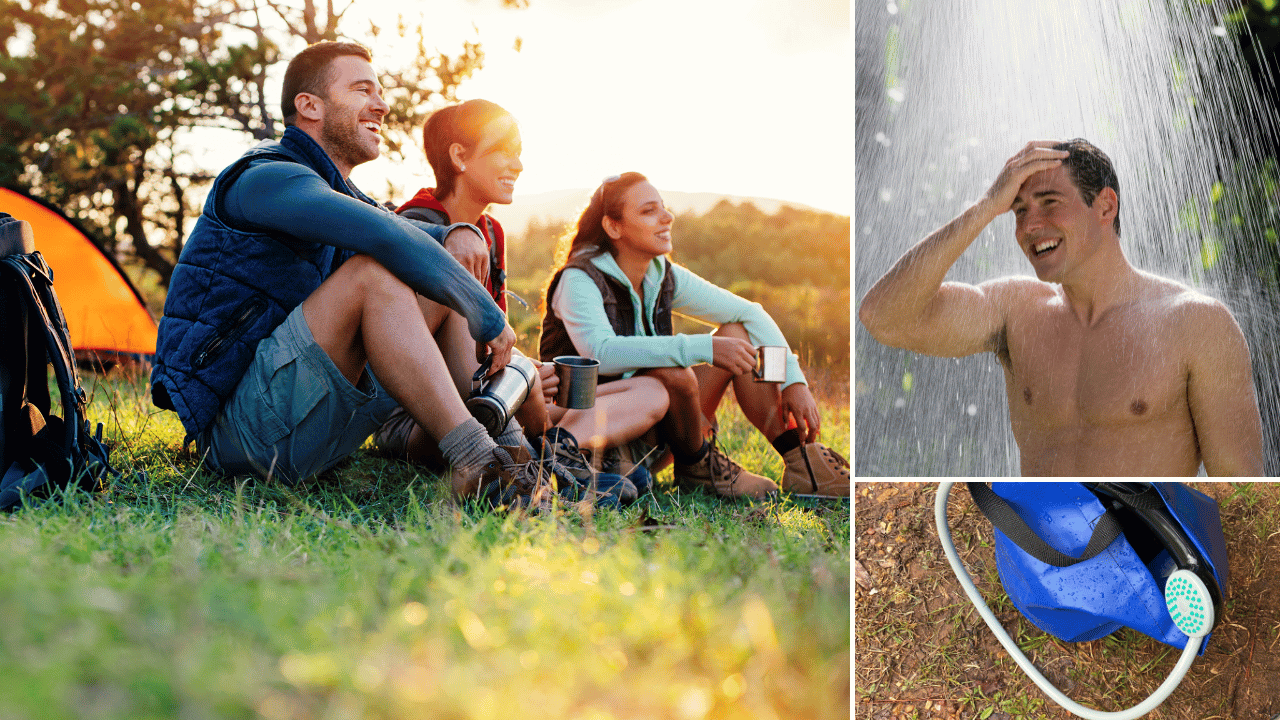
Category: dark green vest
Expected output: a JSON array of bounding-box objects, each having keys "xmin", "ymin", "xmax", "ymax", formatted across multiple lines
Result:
[{"xmin": 539, "ymin": 255, "xmax": 675, "ymax": 383}]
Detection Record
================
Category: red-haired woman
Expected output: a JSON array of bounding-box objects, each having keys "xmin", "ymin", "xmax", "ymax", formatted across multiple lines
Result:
[
  {"xmin": 376, "ymin": 102, "xmax": 666, "ymax": 494},
  {"xmin": 539, "ymin": 173, "xmax": 848, "ymax": 499}
]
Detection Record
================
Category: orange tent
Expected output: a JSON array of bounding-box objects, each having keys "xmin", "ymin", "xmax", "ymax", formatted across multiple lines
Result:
[{"xmin": 0, "ymin": 187, "xmax": 157, "ymax": 357}]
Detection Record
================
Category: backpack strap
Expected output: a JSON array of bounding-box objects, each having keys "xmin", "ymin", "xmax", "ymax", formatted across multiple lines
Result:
[
  {"xmin": 5, "ymin": 254, "xmax": 85, "ymax": 419},
  {"xmin": 481, "ymin": 215, "xmax": 505, "ymax": 298},
  {"xmin": 398, "ymin": 205, "xmax": 449, "ymax": 230},
  {"xmin": 0, "ymin": 251, "xmax": 117, "ymax": 510},
  {"xmin": 1, "ymin": 260, "xmax": 34, "ymax": 470},
  {"xmin": 967, "ymin": 482, "xmax": 1124, "ymax": 567},
  {"xmin": 0, "ymin": 215, "xmax": 35, "ymax": 257}
]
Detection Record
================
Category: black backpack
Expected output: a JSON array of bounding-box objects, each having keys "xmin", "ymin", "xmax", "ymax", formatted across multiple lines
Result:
[{"xmin": 0, "ymin": 211, "xmax": 118, "ymax": 509}]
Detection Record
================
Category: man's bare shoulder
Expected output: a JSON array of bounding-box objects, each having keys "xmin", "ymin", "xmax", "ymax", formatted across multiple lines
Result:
[
  {"xmin": 977, "ymin": 274, "xmax": 1059, "ymax": 303},
  {"xmin": 1137, "ymin": 272, "xmax": 1243, "ymax": 338}
]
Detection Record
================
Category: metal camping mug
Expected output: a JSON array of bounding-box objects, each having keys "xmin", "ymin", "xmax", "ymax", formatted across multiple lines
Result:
[
  {"xmin": 753, "ymin": 346, "xmax": 788, "ymax": 383},
  {"xmin": 465, "ymin": 352, "xmax": 538, "ymax": 436},
  {"xmin": 553, "ymin": 355, "xmax": 599, "ymax": 409}
]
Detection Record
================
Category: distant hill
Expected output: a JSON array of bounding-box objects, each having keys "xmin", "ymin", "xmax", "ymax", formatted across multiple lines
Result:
[{"xmin": 486, "ymin": 189, "xmax": 836, "ymax": 237}]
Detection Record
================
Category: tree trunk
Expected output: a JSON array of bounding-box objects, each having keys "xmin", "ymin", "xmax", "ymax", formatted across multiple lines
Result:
[{"xmin": 114, "ymin": 168, "xmax": 175, "ymax": 287}]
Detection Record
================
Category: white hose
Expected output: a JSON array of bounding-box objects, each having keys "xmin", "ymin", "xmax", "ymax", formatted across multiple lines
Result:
[{"xmin": 934, "ymin": 481, "xmax": 1200, "ymax": 720}]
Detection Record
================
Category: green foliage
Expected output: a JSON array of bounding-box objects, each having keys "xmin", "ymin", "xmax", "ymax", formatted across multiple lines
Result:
[
  {"xmin": 703, "ymin": 280, "xmax": 850, "ymax": 369},
  {"xmin": 1226, "ymin": 0, "xmax": 1280, "ymax": 38},
  {"xmin": 1201, "ymin": 236, "xmax": 1223, "ymax": 269},
  {"xmin": 1191, "ymin": 156, "xmax": 1280, "ymax": 284},
  {"xmin": 507, "ymin": 201, "xmax": 851, "ymax": 368},
  {"xmin": 0, "ymin": 371, "xmax": 850, "ymax": 719},
  {"xmin": 1, "ymin": 1, "xmax": 184, "ymax": 179},
  {"xmin": 370, "ymin": 14, "xmax": 486, "ymax": 159},
  {"xmin": 670, "ymin": 201, "xmax": 850, "ymax": 291}
]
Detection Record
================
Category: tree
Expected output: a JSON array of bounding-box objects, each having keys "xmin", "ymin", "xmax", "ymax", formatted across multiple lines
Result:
[
  {"xmin": 1231, "ymin": 0, "xmax": 1280, "ymax": 151},
  {"xmin": 0, "ymin": 0, "xmax": 525, "ymax": 288}
]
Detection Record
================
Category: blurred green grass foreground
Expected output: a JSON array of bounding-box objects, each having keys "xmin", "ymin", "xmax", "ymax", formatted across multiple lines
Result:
[{"xmin": 0, "ymin": 371, "xmax": 850, "ymax": 720}]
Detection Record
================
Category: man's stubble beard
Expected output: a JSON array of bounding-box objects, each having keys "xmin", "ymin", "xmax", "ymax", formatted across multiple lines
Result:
[{"xmin": 321, "ymin": 110, "xmax": 379, "ymax": 171}]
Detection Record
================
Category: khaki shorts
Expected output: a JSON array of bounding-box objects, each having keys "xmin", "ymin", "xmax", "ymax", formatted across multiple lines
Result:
[
  {"xmin": 371, "ymin": 405, "xmax": 416, "ymax": 458},
  {"xmin": 201, "ymin": 304, "xmax": 400, "ymax": 483},
  {"xmin": 369, "ymin": 405, "xmax": 449, "ymax": 473}
]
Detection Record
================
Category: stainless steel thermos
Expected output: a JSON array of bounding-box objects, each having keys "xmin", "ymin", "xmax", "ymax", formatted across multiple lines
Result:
[{"xmin": 466, "ymin": 353, "xmax": 538, "ymax": 436}]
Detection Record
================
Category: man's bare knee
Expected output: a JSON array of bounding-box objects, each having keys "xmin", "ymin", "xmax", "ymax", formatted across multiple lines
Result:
[{"xmin": 343, "ymin": 254, "xmax": 416, "ymax": 307}]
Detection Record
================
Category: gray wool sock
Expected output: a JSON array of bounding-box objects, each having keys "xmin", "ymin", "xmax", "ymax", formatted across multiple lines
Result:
[
  {"xmin": 494, "ymin": 417, "xmax": 534, "ymax": 454},
  {"xmin": 439, "ymin": 418, "xmax": 498, "ymax": 470}
]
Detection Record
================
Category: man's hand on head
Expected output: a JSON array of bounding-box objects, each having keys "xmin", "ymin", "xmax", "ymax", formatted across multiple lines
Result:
[
  {"xmin": 859, "ymin": 142, "xmax": 1067, "ymax": 359},
  {"xmin": 445, "ymin": 226, "xmax": 488, "ymax": 283},
  {"xmin": 983, "ymin": 141, "xmax": 1069, "ymax": 217}
]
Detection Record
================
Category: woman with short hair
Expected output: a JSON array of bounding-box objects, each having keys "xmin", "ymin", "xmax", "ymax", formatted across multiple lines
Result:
[{"xmin": 376, "ymin": 103, "xmax": 666, "ymax": 499}]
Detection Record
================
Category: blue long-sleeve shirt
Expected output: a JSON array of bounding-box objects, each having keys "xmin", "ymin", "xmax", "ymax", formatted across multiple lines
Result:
[{"xmin": 223, "ymin": 159, "xmax": 505, "ymax": 343}]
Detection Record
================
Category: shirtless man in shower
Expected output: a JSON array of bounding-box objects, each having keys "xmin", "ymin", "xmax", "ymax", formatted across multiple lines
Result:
[{"xmin": 858, "ymin": 139, "xmax": 1263, "ymax": 476}]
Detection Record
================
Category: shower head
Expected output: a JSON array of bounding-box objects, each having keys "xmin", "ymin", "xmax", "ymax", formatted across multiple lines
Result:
[{"xmin": 1165, "ymin": 569, "xmax": 1214, "ymax": 639}]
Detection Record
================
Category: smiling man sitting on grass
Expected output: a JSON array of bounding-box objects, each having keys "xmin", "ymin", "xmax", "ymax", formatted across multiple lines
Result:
[{"xmin": 150, "ymin": 41, "xmax": 566, "ymax": 507}]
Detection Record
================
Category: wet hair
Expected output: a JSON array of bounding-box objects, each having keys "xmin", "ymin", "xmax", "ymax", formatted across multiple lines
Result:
[
  {"xmin": 422, "ymin": 99, "xmax": 517, "ymax": 200},
  {"xmin": 541, "ymin": 172, "xmax": 650, "ymax": 308},
  {"xmin": 1054, "ymin": 138, "xmax": 1121, "ymax": 236},
  {"xmin": 281, "ymin": 41, "xmax": 373, "ymax": 127}
]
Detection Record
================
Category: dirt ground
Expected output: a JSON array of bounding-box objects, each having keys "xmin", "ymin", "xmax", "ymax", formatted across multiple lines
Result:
[{"xmin": 854, "ymin": 482, "xmax": 1280, "ymax": 720}]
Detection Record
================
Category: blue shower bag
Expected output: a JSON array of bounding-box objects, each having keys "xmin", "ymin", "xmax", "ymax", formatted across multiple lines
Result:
[{"xmin": 978, "ymin": 482, "xmax": 1227, "ymax": 654}]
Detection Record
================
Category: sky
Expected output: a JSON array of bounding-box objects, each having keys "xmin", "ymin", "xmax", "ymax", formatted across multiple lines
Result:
[{"xmin": 336, "ymin": 0, "xmax": 852, "ymax": 215}]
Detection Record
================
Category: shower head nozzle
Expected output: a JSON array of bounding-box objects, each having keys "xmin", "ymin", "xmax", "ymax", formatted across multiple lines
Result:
[{"xmin": 1165, "ymin": 569, "xmax": 1213, "ymax": 639}]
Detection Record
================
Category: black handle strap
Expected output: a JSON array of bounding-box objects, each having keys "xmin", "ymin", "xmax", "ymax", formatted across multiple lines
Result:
[
  {"xmin": 472, "ymin": 354, "xmax": 494, "ymax": 383},
  {"xmin": 967, "ymin": 482, "xmax": 1124, "ymax": 567}
]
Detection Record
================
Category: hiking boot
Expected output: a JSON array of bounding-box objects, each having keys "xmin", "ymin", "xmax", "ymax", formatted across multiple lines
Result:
[
  {"xmin": 537, "ymin": 427, "xmax": 637, "ymax": 507},
  {"xmin": 562, "ymin": 473, "xmax": 632, "ymax": 511},
  {"xmin": 536, "ymin": 427, "xmax": 595, "ymax": 485},
  {"xmin": 618, "ymin": 463, "xmax": 652, "ymax": 499},
  {"xmin": 467, "ymin": 445, "xmax": 557, "ymax": 513},
  {"xmin": 599, "ymin": 443, "xmax": 656, "ymax": 498},
  {"xmin": 781, "ymin": 443, "xmax": 850, "ymax": 498},
  {"xmin": 674, "ymin": 439, "xmax": 777, "ymax": 500}
]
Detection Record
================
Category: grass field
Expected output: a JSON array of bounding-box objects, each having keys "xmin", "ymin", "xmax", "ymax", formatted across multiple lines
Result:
[{"xmin": 2, "ymin": 369, "xmax": 851, "ymax": 720}]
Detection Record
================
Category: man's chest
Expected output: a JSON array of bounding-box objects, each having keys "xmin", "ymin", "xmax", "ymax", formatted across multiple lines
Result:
[{"xmin": 1002, "ymin": 309, "xmax": 1188, "ymax": 427}]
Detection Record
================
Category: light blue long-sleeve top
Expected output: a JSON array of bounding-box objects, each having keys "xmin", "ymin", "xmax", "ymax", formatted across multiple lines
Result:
[{"xmin": 550, "ymin": 251, "xmax": 806, "ymax": 388}]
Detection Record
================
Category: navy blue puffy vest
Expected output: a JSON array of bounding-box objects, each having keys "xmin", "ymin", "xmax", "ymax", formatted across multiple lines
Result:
[{"xmin": 150, "ymin": 127, "xmax": 375, "ymax": 438}]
